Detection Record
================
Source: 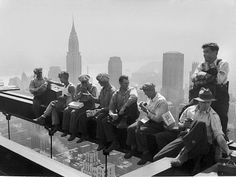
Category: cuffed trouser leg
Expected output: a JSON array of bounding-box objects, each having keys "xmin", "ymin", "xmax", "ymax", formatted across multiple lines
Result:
[
  {"xmin": 62, "ymin": 107, "xmax": 72, "ymax": 132},
  {"xmin": 96, "ymin": 113, "xmax": 107, "ymax": 142},
  {"xmin": 155, "ymin": 130, "xmax": 179, "ymax": 151},
  {"xmin": 42, "ymin": 101, "xmax": 55, "ymax": 117},
  {"xmin": 69, "ymin": 109, "xmax": 79, "ymax": 135},
  {"xmin": 102, "ymin": 119, "xmax": 116, "ymax": 142},
  {"xmin": 126, "ymin": 122, "xmax": 138, "ymax": 147},
  {"xmin": 153, "ymin": 137, "xmax": 184, "ymax": 161},
  {"xmin": 51, "ymin": 108, "xmax": 59, "ymax": 125}
]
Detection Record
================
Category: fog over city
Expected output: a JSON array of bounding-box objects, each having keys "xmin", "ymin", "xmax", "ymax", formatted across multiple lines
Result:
[{"xmin": 1, "ymin": 0, "xmax": 236, "ymax": 95}]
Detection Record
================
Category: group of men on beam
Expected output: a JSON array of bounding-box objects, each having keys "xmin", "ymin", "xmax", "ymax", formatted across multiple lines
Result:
[{"xmin": 29, "ymin": 42, "xmax": 232, "ymax": 168}]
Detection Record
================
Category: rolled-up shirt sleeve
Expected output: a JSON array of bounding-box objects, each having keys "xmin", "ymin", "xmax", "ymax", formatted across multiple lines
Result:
[
  {"xmin": 191, "ymin": 63, "xmax": 203, "ymax": 81},
  {"xmin": 179, "ymin": 108, "xmax": 188, "ymax": 123},
  {"xmin": 29, "ymin": 80, "xmax": 37, "ymax": 94},
  {"xmin": 217, "ymin": 61, "xmax": 229, "ymax": 84},
  {"xmin": 210, "ymin": 113, "xmax": 224, "ymax": 139},
  {"xmin": 123, "ymin": 88, "xmax": 138, "ymax": 109},
  {"xmin": 90, "ymin": 86, "xmax": 97, "ymax": 97},
  {"xmin": 109, "ymin": 92, "xmax": 117, "ymax": 114},
  {"xmin": 148, "ymin": 100, "xmax": 168, "ymax": 122}
]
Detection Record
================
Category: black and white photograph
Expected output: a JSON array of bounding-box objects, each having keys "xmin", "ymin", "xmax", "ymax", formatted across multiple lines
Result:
[{"xmin": 0, "ymin": 0, "xmax": 236, "ymax": 176}]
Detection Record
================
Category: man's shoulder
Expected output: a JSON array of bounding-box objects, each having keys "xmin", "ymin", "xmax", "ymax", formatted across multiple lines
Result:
[
  {"xmin": 76, "ymin": 83, "xmax": 81, "ymax": 87},
  {"xmin": 128, "ymin": 86, "xmax": 136, "ymax": 91},
  {"xmin": 110, "ymin": 85, "xmax": 116, "ymax": 92},
  {"xmin": 210, "ymin": 107, "xmax": 219, "ymax": 117},
  {"xmin": 217, "ymin": 59, "xmax": 229, "ymax": 67},
  {"xmin": 91, "ymin": 84, "xmax": 97, "ymax": 89},
  {"xmin": 185, "ymin": 105, "xmax": 198, "ymax": 112},
  {"xmin": 157, "ymin": 93, "xmax": 166, "ymax": 100},
  {"xmin": 68, "ymin": 83, "xmax": 75, "ymax": 90}
]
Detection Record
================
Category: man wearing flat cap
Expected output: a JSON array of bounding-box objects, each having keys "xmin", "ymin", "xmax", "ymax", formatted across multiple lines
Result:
[
  {"xmin": 29, "ymin": 68, "xmax": 48, "ymax": 117},
  {"xmin": 61, "ymin": 74, "xmax": 97, "ymax": 142},
  {"xmin": 124, "ymin": 82, "xmax": 168, "ymax": 165},
  {"xmin": 154, "ymin": 88, "xmax": 232, "ymax": 168},
  {"xmin": 81, "ymin": 73, "xmax": 116, "ymax": 150}
]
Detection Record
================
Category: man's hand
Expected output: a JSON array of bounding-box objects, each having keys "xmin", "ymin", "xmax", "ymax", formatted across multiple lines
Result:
[
  {"xmin": 139, "ymin": 103, "xmax": 148, "ymax": 114},
  {"xmin": 183, "ymin": 118, "xmax": 193, "ymax": 129},
  {"xmin": 94, "ymin": 108, "xmax": 102, "ymax": 116},
  {"xmin": 82, "ymin": 92, "xmax": 93, "ymax": 100},
  {"xmin": 109, "ymin": 113, "xmax": 118, "ymax": 121},
  {"xmin": 228, "ymin": 149, "xmax": 234, "ymax": 157},
  {"xmin": 119, "ymin": 107, "xmax": 126, "ymax": 115}
]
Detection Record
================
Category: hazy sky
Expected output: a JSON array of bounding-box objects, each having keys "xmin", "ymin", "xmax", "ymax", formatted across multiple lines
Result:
[{"xmin": 1, "ymin": 0, "xmax": 236, "ymax": 90}]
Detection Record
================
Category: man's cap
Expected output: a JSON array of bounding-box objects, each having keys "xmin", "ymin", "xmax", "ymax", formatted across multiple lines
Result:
[
  {"xmin": 140, "ymin": 83, "xmax": 155, "ymax": 91},
  {"xmin": 33, "ymin": 68, "xmax": 42, "ymax": 74},
  {"xmin": 58, "ymin": 71, "xmax": 69, "ymax": 78},
  {"xmin": 78, "ymin": 74, "xmax": 90, "ymax": 82},
  {"xmin": 96, "ymin": 73, "xmax": 110, "ymax": 82}
]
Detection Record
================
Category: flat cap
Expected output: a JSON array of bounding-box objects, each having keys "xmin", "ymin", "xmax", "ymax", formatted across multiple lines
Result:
[
  {"xmin": 78, "ymin": 74, "xmax": 90, "ymax": 82},
  {"xmin": 33, "ymin": 68, "xmax": 42, "ymax": 74},
  {"xmin": 96, "ymin": 73, "xmax": 110, "ymax": 82},
  {"xmin": 140, "ymin": 83, "xmax": 155, "ymax": 91}
]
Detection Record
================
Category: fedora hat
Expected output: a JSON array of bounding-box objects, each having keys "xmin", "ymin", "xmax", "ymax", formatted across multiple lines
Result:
[{"xmin": 194, "ymin": 87, "xmax": 216, "ymax": 102}]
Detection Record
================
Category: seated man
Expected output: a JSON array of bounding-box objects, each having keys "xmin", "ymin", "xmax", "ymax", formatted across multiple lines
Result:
[
  {"xmin": 29, "ymin": 68, "xmax": 48, "ymax": 117},
  {"xmin": 102, "ymin": 75, "xmax": 139, "ymax": 153},
  {"xmin": 34, "ymin": 71, "xmax": 75, "ymax": 134},
  {"xmin": 61, "ymin": 74, "xmax": 97, "ymax": 142},
  {"xmin": 153, "ymin": 88, "xmax": 232, "ymax": 167},
  {"xmin": 125, "ymin": 83, "xmax": 169, "ymax": 165},
  {"xmin": 78, "ymin": 73, "xmax": 115, "ymax": 146}
]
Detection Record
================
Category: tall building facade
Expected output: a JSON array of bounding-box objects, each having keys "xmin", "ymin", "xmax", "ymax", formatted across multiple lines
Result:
[
  {"xmin": 161, "ymin": 52, "xmax": 184, "ymax": 105},
  {"xmin": 108, "ymin": 56, "xmax": 122, "ymax": 89},
  {"xmin": 66, "ymin": 21, "xmax": 82, "ymax": 85},
  {"xmin": 189, "ymin": 62, "xmax": 199, "ymax": 88},
  {"xmin": 48, "ymin": 66, "xmax": 62, "ymax": 82}
]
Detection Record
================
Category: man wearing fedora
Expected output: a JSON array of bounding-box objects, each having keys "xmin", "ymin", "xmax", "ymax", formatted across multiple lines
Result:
[
  {"xmin": 153, "ymin": 88, "xmax": 232, "ymax": 167},
  {"xmin": 190, "ymin": 43, "xmax": 229, "ymax": 135}
]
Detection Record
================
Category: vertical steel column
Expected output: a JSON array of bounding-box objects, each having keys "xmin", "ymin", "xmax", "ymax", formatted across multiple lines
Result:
[
  {"xmin": 103, "ymin": 150, "xmax": 109, "ymax": 177},
  {"xmin": 50, "ymin": 134, "xmax": 53, "ymax": 159},
  {"xmin": 105, "ymin": 153, "xmax": 108, "ymax": 177},
  {"xmin": 4, "ymin": 114, "xmax": 11, "ymax": 140}
]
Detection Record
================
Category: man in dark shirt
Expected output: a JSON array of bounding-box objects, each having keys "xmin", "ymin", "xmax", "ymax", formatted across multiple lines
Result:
[
  {"xmin": 29, "ymin": 68, "xmax": 48, "ymax": 117},
  {"xmin": 79, "ymin": 73, "xmax": 115, "ymax": 146},
  {"xmin": 103, "ymin": 75, "xmax": 139, "ymax": 153}
]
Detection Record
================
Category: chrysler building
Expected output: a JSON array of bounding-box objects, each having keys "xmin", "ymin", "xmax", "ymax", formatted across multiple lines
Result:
[{"xmin": 66, "ymin": 21, "xmax": 82, "ymax": 85}]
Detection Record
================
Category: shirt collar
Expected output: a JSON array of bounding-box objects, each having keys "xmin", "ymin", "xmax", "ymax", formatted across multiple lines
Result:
[
  {"xmin": 150, "ymin": 93, "xmax": 159, "ymax": 102},
  {"xmin": 195, "ymin": 105, "xmax": 211, "ymax": 114},
  {"xmin": 102, "ymin": 84, "xmax": 112, "ymax": 91}
]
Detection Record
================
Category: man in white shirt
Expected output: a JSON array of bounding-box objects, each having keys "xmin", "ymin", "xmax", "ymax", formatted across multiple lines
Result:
[
  {"xmin": 125, "ymin": 83, "xmax": 168, "ymax": 165},
  {"xmin": 190, "ymin": 43, "xmax": 229, "ymax": 135}
]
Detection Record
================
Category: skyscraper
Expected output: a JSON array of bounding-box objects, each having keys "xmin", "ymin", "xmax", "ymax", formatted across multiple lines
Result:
[
  {"xmin": 161, "ymin": 52, "xmax": 184, "ymax": 105},
  {"xmin": 189, "ymin": 62, "xmax": 199, "ymax": 88},
  {"xmin": 66, "ymin": 21, "xmax": 82, "ymax": 85},
  {"xmin": 108, "ymin": 56, "xmax": 122, "ymax": 89},
  {"xmin": 48, "ymin": 66, "xmax": 62, "ymax": 82}
]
